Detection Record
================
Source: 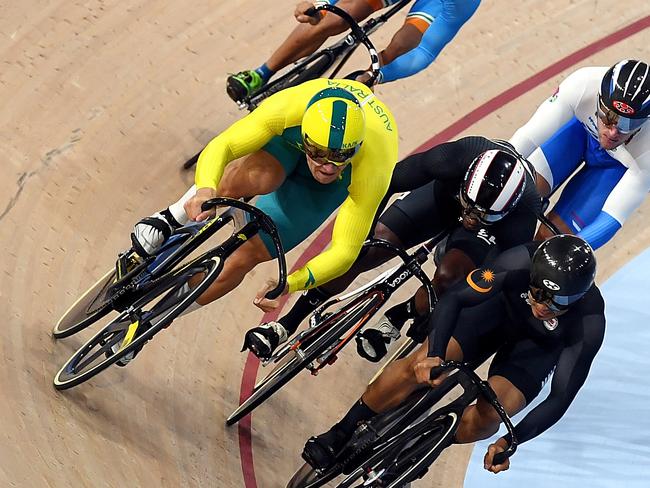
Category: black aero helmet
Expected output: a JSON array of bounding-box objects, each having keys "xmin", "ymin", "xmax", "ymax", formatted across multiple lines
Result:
[
  {"xmin": 459, "ymin": 149, "xmax": 527, "ymax": 224},
  {"xmin": 530, "ymin": 235, "xmax": 596, "ymax": 310},
  {"xmin": 599, "ymin": 59, "xmax": 650, "ymax": 132}
]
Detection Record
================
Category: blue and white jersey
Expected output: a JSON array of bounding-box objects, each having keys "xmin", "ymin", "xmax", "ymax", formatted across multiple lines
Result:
[{"xmin": 510, "ymin": 67, "xmax": 650, "ymax": 248}]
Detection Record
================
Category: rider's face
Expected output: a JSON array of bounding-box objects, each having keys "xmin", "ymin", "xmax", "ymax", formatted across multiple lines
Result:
[
  {"xmin": 597, "ymin": 117, "xmax": 634, "ymax": 150},
  {"xmin": 306, "ymin": 155, "xmax": 348, "ymax": 184},
  {"xmin": 461, "ymin": 212, "xmax": 481, "ymax": 231},
  {"xmin": 528, "ymin": 289, "xmax": 567, "ymax": 321}
]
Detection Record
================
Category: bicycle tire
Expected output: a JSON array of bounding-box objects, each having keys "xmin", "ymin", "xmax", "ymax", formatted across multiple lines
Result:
[
  {"xmin": 53, "ymin": 256, "xmax": 221, "ymax": 390},
  {"xmin": 52, "ymin": 268, "xmax": 117, "ymax": 339},
  {"xmin": 226, "ymin": 294, "xmax": 381, "ymax": 425}
]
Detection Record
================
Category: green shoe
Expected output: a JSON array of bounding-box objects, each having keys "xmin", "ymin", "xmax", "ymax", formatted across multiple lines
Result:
[{"xmin": 226, "ymin": 69, "xmax": 264, "ymax": 102}]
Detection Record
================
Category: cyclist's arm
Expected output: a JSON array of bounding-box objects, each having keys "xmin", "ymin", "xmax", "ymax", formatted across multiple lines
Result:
[
  {"xmin": 286, "ymin": 146, "xmax": 397, "ymax": 292},
  {"xmin": 389, "ymin": 137, "xmax": 483, "ymax": 193},
  {"xmin": 504, "ymin": 310, "xmax": 605, "ymax": 445},
  {"xmin": 578, "ymin": 165, "xmax": 650, "ymax": 249},
  {"xmin": 428, "ymin": 243, "xmax": 533, "ymax": 358},
  {"xmin": 194, "ymin": 90, "xmax": 295, "ymax": 189},
  {"xmin": 510, "ymin": 70, "xmax": 587, "ymax": 158},
  {"xmin": 379, "ymin": 0, "xmax": 479, "ymax": 84}
]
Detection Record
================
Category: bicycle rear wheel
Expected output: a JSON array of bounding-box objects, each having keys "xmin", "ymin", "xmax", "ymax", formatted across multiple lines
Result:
[
  {"xmin": 53, "ymin": 256, "xmax": 221, "ymax": 390},
  {"xmin": 226, "ymin": 293, "xmax": 381, "ymax": 425}
]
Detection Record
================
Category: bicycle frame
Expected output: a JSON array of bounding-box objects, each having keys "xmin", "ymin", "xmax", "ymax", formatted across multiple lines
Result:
[
  {"xmin": 107, "ymin": 198, "xmax": 288, "ymax": 312},
  {"xmin": 265, "ymin": 232, "xmax": 446, "ymax": 376}
]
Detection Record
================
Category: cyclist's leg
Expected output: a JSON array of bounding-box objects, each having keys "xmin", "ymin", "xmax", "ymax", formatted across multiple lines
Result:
[
  {"xmin": 228, "ymin": 0, "xmax": 382, "ymax": 100},
  {"xmin": 265, "ymin": 0, "xmax": 378, "ymax": 73},
  {"xmin": 194, "ymin": 235, "xmax": 274, "ymax": 305},
  {"xmin": 176, "ymin": 147, "xmax": 293, "ymax": 306},
  {"xmin": 365, "ymin": 296, "xmax": 504, "ymax": 411},
  {"xmin": 216, "ymin": 150, "xmax": 287, "ymax": 198},
  {"xmin": 133, "ymin": 146, "xmax": 288, "ymax": 256},
  {"xmin": 454, "ymin": 338, "xmax": 560, "ymax": 443}
]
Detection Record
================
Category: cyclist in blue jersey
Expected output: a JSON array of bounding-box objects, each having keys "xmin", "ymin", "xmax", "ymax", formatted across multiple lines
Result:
[
  {"xmin": 510, "ymin": 59, "xmax": 650, "ymax": 249},
  {"xmin": 227, "ymin": 0, "xmax": 480, "ymax": 102}
]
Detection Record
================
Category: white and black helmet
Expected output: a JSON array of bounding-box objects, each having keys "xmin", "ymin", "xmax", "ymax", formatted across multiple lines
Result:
[
  {"xmin": 459, "ymin": 149, "xmax": 527, "ymax": 224},
  {"xmin": 599, "ymin": 59, "xmax": 650, "ymax": 133}
]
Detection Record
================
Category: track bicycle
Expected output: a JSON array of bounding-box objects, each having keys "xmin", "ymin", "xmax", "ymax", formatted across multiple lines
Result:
[
  {"xmin": 225, "ymin": 231, "xmax": 447, "ymax": 426},
  {"xmin": 182, "ymin": 1, "xmax": 410, "ymax": 169},
  {"xmin": 287, "ymin": 361, "xmax": 517, "ymax": 488},
  {"xmin": 52, "ymin": 198, "xmax": 287, "ymax": 390}
]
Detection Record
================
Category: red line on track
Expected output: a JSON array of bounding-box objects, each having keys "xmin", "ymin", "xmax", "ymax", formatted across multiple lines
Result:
[{"xmin": 237, "ymin": 15, "xmax": 649, "ymax": 488}]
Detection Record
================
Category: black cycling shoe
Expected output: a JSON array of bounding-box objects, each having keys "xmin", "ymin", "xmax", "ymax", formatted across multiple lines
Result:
[
  {"xmin": 241, "ymin": 321, "xmax": 288, "ymax": 360},
  {"xmin": 302, "ymin": 427, "xmax": 349, "ymax": 470},
  {"xmin": 226, "ymin": 70, "xmax": 264, "ymax": 103}
]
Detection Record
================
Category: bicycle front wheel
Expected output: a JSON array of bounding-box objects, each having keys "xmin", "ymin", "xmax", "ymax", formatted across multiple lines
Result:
[
  {"xmin": 52, "ymin": 268, "xmax": 117, "ymax": 339},
  {"xmin": 53, "ymin": 256, "xmax": 222, "ymax": 390}
]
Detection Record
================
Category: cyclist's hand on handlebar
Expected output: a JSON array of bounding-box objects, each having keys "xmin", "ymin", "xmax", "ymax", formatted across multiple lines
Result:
[
  {"xmin": 414, "ymin": 356, "xmax": 446, "ymax": 387},
  {"xmin": 185, "ymin": 187, "xmax": 217, "ymax": 222},
  {"xmin": 295, "ymin": 1, "xmax": 321, "ymax": 24},
  {"xmin": 254, "ymin": 278, "xmax": 288, "ymax": 312},
  {"xmin": 484, "ymin": 438, "xmax": 510, "ymax": 474}
]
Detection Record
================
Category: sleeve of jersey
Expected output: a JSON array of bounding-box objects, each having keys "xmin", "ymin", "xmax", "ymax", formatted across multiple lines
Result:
[
  {"xmin": 428, "ymin": 267, "xmax": 505, "ymax": 358},
  {"xmin": 578, "ymin": 166, "xmax": 650, "ymax": 248},
  {"xmin": 379, "ymin": 2, "xmax": 477, "ymax": 84},
  {"xmin": 388, "ymin": 139, "xmax": 466, "ymax": 193},
  {"xmin": 509, "ymin": 71, "xmax": 584, "ymax": 158},
  {"xmin": 194, "ymin": 91, "xmax": 291, "ymax": 189},
  {"xmin": 285, "ymin": 144, "xmax": 396, "ymax": 293},
  {"xmin": 577, "ymin": 212, "xmax": 621, "ymax": 250},
  {"xmin": 504, "ymin": 311, "xmax": 605, "ymax": 445}
]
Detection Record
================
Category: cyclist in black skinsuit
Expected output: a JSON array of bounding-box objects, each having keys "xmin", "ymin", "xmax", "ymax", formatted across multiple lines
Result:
[
  {"xmin": 244, "ymin": 136, "xmax": 543, "ymax": 361},
  {"xmin": 302, "ymin": 234, "xmax": 604, "ymax": 474}
]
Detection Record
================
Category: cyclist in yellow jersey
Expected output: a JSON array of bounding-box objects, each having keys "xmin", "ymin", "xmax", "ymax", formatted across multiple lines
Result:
[{"xmin": 122, "ymin": 79, "xmax": 398, "ymax": 364}]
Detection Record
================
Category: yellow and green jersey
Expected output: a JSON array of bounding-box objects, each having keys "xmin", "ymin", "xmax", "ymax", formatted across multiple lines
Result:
[{"xmin": 196, "ymin": 78, "xmax": 399, "ymax": 292}]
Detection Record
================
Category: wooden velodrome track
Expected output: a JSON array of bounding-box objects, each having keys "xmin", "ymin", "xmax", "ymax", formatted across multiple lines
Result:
[{"xmin": 1, "ymin": 1, "xmax": 649, "ymax": 486}]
